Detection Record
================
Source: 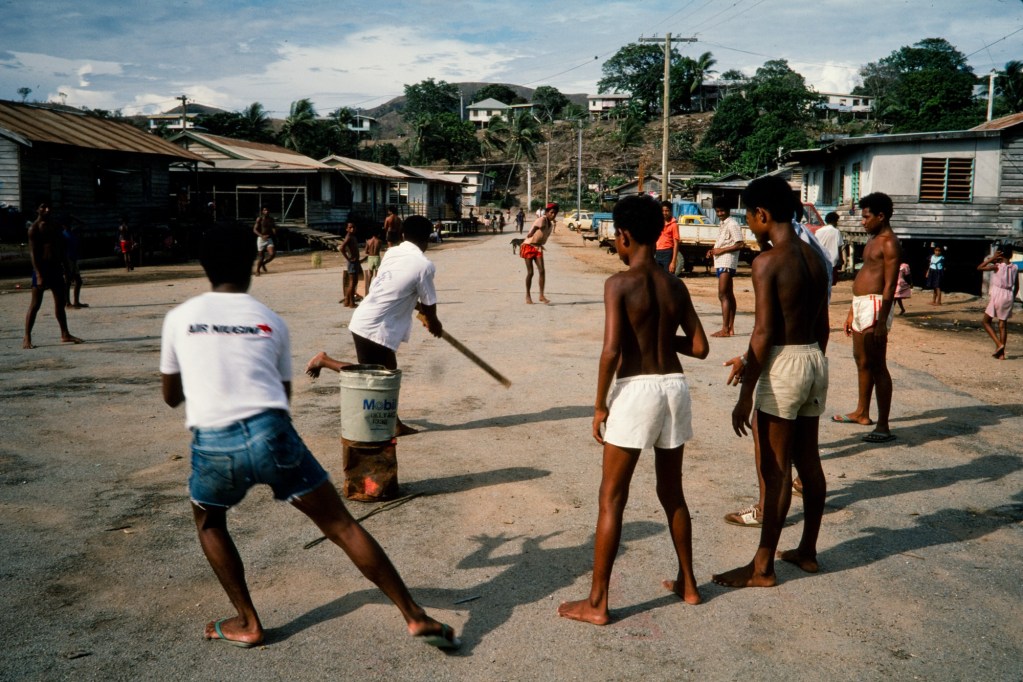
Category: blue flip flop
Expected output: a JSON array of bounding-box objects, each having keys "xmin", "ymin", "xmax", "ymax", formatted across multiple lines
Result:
[
  {"xmin": 210, "ymin": 619, "xmax": 258, "ymax": 648},
  {"xmin": 417, "ymin": 623, "xmax": 461, "ymax": 650}
]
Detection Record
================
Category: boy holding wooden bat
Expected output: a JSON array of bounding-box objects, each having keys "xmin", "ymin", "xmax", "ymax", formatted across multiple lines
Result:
[{"xmin": 309, "ymin": 215, "xmax": 442, "ymax": 436}]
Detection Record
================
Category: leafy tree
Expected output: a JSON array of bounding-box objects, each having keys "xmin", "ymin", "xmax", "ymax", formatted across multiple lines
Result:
[
  {"xmin": 532, "ymin": 85, "xmax": 570, "ymax": 121},
  {"xmin": 614, "ymin": 116, "xmax": 645, "ymax": 151},
  {"xmin": 720, "ymin": 69, "xmax": 746, "ymax": 80},
  {"xmin": 17, "ymin": 87, "xmax": 31, "ymax": 102},
  {"xmin": 239, "ymin": 102, "xmax": 274, "ymax": 142},
  {"xmin": 369, "ymin": 143, "xmax": 401, "ymax": 166},
  {"xmin": 195, "ymin": 111, "xmax": 246, "ymax": 137},
  {"xmin": 599, "ymin": 44, "xmax": 715, "ymax": 117},
  {"xmin": 472, "ymin": 83, "xmax": 521, "ymax": 105},
  {"xmin": 855, "ymin": 38, "xmax": 980, "ymax": 132},
  {"xmin": 490, "ymin": 110, "xmax": 544, "ymax": 193},
  {"xmin": 403, "ymin": 78, "xmax": 460, "ymax": 124},
  {"xmin": 995, "ymin": 60, "xmax": 1023, "ymax": 114},
  {"xmin": 689, "ymin": 51, "xmax": 718, "ymax": 111},
  {"xmin": 327, "ymin": 107, "xmax": 360, "ymax": 157},
  {"xmin": 411, "ymin": 112, "xmax": 478, "ymax": 164},
  {"xmin": 599, "ymin": 43, "xmax": 675, "ymax": 118},
  {"xmin": 280, "ymin": 98, "xmax": 318, "ymax": 153},
  {"xmin": 699, "ymin": 60, "xmax": 818, "ymax": 175}
]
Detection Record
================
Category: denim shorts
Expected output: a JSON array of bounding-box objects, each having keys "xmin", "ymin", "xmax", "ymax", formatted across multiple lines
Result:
[
  {"xmin": 716, "ymin": 267, "xmax": 737, "ymax": 277},
  {"xmin": 188, "ymin": 409, "xmax": 329, "ymax": 509}
]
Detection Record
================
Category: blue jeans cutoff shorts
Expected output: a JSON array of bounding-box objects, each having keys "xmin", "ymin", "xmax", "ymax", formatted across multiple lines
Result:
[
  {"xmin": 716, "ymin": 267, "xmax": 736, "ymax": 277},
  {"xmin": 188, "ymin": 409, "xmax": 329, "ymax": 508}
]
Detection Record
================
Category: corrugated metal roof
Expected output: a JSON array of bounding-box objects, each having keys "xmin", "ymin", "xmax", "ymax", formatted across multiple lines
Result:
[
  {"xmin": 172, "ymin": 131, "xmax": 330, "ymax": 170},
  {"xmin": 0, "ymin": 100, "xmax": 203, "ymax": 161},
  {"xmin": 971, "ymin": 112, "xmax": 1023, "ymax": 131},
  {"xmin": 322, "ymin": 155, "xmax": 409, "ymax": 179},
  {"xmin": 397, "ymin": 165, "xmax": 464, "ymax": 185}
]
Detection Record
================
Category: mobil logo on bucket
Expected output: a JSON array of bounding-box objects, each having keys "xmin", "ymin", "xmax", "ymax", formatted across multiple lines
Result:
[{"xmin": 339, "ymin": 365, "xmax": 403, "ymax": 443}]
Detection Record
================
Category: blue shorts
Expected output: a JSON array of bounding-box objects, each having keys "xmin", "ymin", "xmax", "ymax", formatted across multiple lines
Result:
[
  {"xmin": 716, "ymin": 267, "xmax": 736, "ymax": 277},
  {"xmin": 654, "ymin": 249, "xmax": 673, "ymax": 271},
  {"xmin": 188, "ymin": 409, "xmax": 329, "ymax": 509}
]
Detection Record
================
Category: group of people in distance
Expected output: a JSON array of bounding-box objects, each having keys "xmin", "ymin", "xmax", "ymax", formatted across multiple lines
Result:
[{"xmin": 157, "ymin": 178, "xmax": 1018, "ymax": 650}]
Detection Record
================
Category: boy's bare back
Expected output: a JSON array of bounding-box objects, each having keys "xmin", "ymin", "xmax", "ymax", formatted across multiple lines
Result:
[
  {"xmin": 753, "ymin": 239, "xmax": 829, "ymax": 347},
  {"xmin": 606, "ymin": 262, "xmax": 702, "ymax": 378}
]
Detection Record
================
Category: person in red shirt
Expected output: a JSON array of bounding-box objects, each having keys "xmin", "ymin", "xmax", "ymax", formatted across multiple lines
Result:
[{"xmin": 654, "ymin": 201, "xmax": 679, "ymax": 274}]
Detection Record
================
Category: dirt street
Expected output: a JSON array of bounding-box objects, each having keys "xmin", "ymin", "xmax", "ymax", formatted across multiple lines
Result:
[{"xmin": 1, "ymin": 227, "xmax": 1021, "ymax": 681}]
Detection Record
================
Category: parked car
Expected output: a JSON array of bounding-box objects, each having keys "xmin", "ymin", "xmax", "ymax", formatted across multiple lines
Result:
[{"xmin": 565, "ymin": 211, "xmax": 593, "ymax": 232}]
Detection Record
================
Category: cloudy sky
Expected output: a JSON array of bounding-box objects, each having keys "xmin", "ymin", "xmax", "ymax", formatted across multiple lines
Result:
[{"xmin": 1, "ymin": 0, "xmax": 1020, "ymax": 117}]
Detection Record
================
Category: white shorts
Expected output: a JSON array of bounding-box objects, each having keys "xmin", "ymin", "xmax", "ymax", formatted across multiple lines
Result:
[
  {"xmin": 755, "ymin": 344, "xmax": 828, "ymax": 420},
  {"xmin": 257, "ymin": 236, "xmax": 274, "ymax": 252},
  {"xmin": 603, "ymin": 373, "xmax": 692, "ymax": 450},
  {"xmin": 851, "ymin": 294, "xmax": 893, "ymax": 333}
]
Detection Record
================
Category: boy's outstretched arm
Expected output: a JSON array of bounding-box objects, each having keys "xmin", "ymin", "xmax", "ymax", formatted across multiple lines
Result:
[
  {"xmin": 672, "ymin": 284, "xmax": 709, "ymax": 359},
  {"xmin": 593, "ymin": 277, "xmax": 624, "ymax": 444},
  {"xmin": 161, "ymin": 373, "xmax": 184, "ymax": 407}
]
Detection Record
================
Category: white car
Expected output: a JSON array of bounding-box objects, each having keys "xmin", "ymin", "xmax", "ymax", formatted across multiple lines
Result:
[{"xmin": 565, "ymin": 211, "xmax": 593, "ymax": 232}]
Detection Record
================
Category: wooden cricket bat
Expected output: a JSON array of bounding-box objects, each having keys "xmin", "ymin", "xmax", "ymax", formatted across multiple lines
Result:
[{"xmin": 418, "ymin": 314, "xmax": 511, "ymax": 388}]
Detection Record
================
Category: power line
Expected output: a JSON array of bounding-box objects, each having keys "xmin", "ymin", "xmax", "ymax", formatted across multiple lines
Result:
[{"xmin": 964, "ymin": 24, "xmax": 1023, "ymax": 59}]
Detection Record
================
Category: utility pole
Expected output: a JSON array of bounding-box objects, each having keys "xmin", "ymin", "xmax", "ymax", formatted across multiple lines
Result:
[
  {"xmin": 545, "ymin": 125, "xmax": 551, "ymax": 205},
  {"xmin": 987, "ymin": 70, "xmax": 998, "ymax": 122},
  {"xmin": 178, "ymin": 94, "xmax": 189, "ymax": 131},
  {"xmin": 577, "ymin": 123, "xmax": 583, "ymax": 214},
  {"xmin": 527, "ymin": 165, "xmax": 533, "ymax": 212},
  {"xmin": 639, "ymin": 34, "xmax": 695, "ymax": 200}
]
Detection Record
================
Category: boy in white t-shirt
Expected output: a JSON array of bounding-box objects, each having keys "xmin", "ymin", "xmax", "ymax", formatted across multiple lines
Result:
[
  {"xmin": 347, "ymin": 215, "xmax": 443, "ymax": 435},
  {"xmin": 160, "ymin": 226, "xmax": 458, "ymax": 650}
]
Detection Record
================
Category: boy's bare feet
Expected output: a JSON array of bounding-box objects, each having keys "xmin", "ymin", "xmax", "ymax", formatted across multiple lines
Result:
[
  {"xmin": 204, "ymin": 616, "xmax": 263, "ymax": 648},
  {"xmin": 525, "ymin": 296, "xmax": 533, "ymax": 304},
  {"xmin": 711, "ymin": 561, "xmax": 776, "ymax": 588},
  {"xmin": 539, "ymin": 296, "xmax": 550, "ymax": 304},
  {"xmin": 61, "ymin": 334, "xmax": 84, "ymax": 344},
  {"xmin": 993, "ymin": 346, "xmax": 1005, "ymax": 359},
  {"xmin": 557, "ymin": 598, "xmax": 609, "ymax": 625},
  {"xmin": 22, "ymin": 337, "xmax": 35, "ymax": 349},
  {"xmin": 710, "ymin": 329, "xmax": 732, "ymax": 337},
  {"xmin": 662, "ymin": 578, "xmax": 702, "ymax": 604},
  {"xmin": 777, "ymin": 548, "xmax": 819, "ymax": 573},
  {"xmin": 305, "ymin": 351, "xmax": 327, "ymax": 378}
]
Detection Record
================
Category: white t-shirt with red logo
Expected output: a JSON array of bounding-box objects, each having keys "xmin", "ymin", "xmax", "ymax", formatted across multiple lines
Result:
[{"xmin": 160, "ymin": 292, "xmax": 291, "ymax": 429}]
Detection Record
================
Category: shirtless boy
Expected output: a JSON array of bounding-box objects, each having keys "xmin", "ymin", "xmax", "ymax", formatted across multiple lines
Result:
[
  {"xmin": 253, "ymin": 207, "xmax": 276, "ymax": 275},
  {"xmin": 23, "ymin": 203, "xmax": 83, "ymax": 349},
  {"xmin": 832, "ymin": 192, "xmax": 901, "ymax": 443},
  {"xmin": 521, "ymin": 202, "xmax": 558, "ymax": 304},
  {"xmin": 340, "ymin": 221, "xmax": 362, "ymax": 308},
  {"xmin": 712, "ymin": 175, "xmax": 830, "ymax": 589},
  {"xmin": 159, "ymin": 226, "xmax": 458, "ymax": 650},
  {"xmin": 363, "ymin": 229, "xmax": 383, "ymax": 294},
  {"xmin": 558, "ymin": 195, "xmax": 708, "ymax": 625},
  {"xmin": 384, "ymin": 206, "xmax": 403, "ymax": 247}
]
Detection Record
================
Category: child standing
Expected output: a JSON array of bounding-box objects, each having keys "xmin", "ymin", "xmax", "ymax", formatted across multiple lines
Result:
[
  {"xmin": 978, "ymin": 246, "xmax": 1019, "ymax": 359},
  {"xmin": 558, "ymin": 195, "xmax": 708, "ymax": 626},
  {"xmin": 926, "ymin": 246, "xmax": 945, "ymax": 305},
  {"xmin": 159, "ymin": 226, "xmax": 458, "ymax": 650},
  {"xmin": 895, "ymin": 262, "xmax": 912, "ymax": 315}
]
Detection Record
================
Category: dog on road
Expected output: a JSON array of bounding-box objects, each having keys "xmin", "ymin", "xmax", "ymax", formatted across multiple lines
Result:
[{"xmin": 510, "ymin": 237, "xmax": 525, "ymax": 254}]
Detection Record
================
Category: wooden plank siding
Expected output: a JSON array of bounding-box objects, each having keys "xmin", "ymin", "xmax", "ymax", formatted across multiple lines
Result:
[
  {"xmin": 0, "ymin": 138, "xmax": 20, "ymax": 207},
  {"xmin": 998, "ymin": 134, "xmax": 1023, "ymax": 235},
  {"xmin": 841, "ymin": 196, "xmax": 1008, "ymax": 242}
]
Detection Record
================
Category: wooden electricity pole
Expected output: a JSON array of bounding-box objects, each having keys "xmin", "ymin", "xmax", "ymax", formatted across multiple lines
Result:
[{"xmin": 639, "ymin": 34, "xmax": 695, "ymax": 200}]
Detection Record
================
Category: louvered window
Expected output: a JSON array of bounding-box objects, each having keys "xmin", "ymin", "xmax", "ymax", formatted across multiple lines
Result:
[{"xmin": 920, "ymin": 158, "xmax": 974, "ymax": 203}]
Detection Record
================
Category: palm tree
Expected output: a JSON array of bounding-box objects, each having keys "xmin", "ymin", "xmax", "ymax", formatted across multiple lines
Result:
[
  {"xmin": 280, "ymin": 98, "xmax": 317, "ymax": 153},
  {"xmin": 240, "ymin": 102, "xmax": 271, "ymax": 142},
  {"xmin": 691, "ymin": 51, "xmax": 717, "ymax": 112},
  {"xmin": 997, "ymin": 60, "xmax": 1023, "ymax": 114},
  {"xmin": 479, "ymin": 115, "xmax": 507, "ymax": 176},
  {"xmin": 494, "ymin": 111, "xmax": 544, "ymax": 193}
]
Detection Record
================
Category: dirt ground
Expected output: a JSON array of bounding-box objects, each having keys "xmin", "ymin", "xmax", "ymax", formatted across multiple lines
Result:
[{"xmin": 1, "ymin": 227, "xmax": 1021, "ymax": 681}]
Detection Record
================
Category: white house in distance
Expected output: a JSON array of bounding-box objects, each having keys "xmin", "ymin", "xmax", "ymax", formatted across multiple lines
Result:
[
  {"xmin": 817, "ymin": 92, "xmax": 875, "ymax": 119},
  {"xmin": 588, "ymin": 93, "xmax": 631, "ymax": 119},
  {"xmin": 439, "ymin": 170, "xmax": 493, "ymax": 210},
  {"xmin": 467, "ymin": 98, "xmax": 510, "ymax": 128}
]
